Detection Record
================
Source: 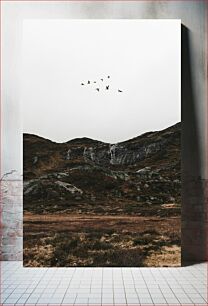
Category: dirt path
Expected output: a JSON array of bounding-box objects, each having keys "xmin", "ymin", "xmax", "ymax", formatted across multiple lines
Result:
[{"xmin": 24, "ymin": 213, "xmax": 180, "ymax": 233}]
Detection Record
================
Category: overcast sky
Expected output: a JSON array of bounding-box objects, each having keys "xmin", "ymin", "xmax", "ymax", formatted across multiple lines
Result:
[{"xmin": 22, "ymin": 19, "xmax": 180, "ymax": 144}]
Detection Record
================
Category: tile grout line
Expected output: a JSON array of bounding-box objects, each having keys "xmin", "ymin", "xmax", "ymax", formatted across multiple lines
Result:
[
  {"xmin": 130, "ymin": 268, "xmax": 141, "ymax": 305},
  {"xmin": 62, "ymin": 266, "xmax": 77, "ymax": 305}
]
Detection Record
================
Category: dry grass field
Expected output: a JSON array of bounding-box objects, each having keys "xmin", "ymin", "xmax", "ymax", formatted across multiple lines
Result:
[{"xmin": 24, "ymin": 213, "xmax": 180, "ymax": 267}]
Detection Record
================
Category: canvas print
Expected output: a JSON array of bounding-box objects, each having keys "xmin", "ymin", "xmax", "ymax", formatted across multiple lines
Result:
[{"xmin": 23, "ymin": 19, "xmax": 181, "ymax": 267}]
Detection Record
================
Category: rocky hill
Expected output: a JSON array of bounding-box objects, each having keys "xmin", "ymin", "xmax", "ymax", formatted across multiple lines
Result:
[{"xmin": 23, "ymin": 122, "xmax": 181, "ymax": 215}]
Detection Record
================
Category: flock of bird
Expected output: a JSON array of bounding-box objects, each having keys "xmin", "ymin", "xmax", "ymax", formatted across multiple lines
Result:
[{"xmin": 81, "ymin": 76, "xmax": 123, "ymax": 93}]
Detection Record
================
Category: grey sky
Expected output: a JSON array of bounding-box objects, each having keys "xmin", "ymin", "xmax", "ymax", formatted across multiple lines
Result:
[{"xmin": 22, "ymin": 19, "xmax": 180, "ymax": 144}]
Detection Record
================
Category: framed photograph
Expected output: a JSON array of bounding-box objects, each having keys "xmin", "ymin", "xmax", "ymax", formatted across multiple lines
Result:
[{"xmin": 23, "ymin": 19, "xmax": 181, "ymax": 267}]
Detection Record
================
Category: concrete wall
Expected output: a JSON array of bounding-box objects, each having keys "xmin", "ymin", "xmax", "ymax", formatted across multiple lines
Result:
[{"xmin": 0, "ymin": 1, "xmax": 207, "ymax": 264}]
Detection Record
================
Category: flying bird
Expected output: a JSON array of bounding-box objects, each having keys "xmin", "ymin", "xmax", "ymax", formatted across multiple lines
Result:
[{"xmin": 81, "ymin": 77, "xmax": 124, "ymax": 94}]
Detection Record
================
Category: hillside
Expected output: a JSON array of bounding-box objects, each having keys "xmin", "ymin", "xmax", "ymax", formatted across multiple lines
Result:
[{"xmin": 23, "ymin": 122, "xmax": 181, "ymax": 216}]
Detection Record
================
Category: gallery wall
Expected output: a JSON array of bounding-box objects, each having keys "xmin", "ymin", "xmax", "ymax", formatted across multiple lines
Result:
[{"xmin": 0, "ymin": 1, "xmax": 207, "ymax": 263}]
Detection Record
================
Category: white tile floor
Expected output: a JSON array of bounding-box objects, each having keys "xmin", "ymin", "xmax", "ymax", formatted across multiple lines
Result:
[{"xmin": 0, "ymin": 261, "xmax": 207, "ymax": 305}]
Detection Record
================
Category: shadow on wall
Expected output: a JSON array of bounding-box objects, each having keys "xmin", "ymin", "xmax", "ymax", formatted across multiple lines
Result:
[{"xmin": 181, "ymin": 25, "xmax": 207, "ymax": 265}]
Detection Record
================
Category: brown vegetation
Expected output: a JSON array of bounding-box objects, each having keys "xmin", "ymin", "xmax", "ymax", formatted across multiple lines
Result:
[{"xmin": 24, "ymin": 213, "xmax": 180, "ymax": 267}]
